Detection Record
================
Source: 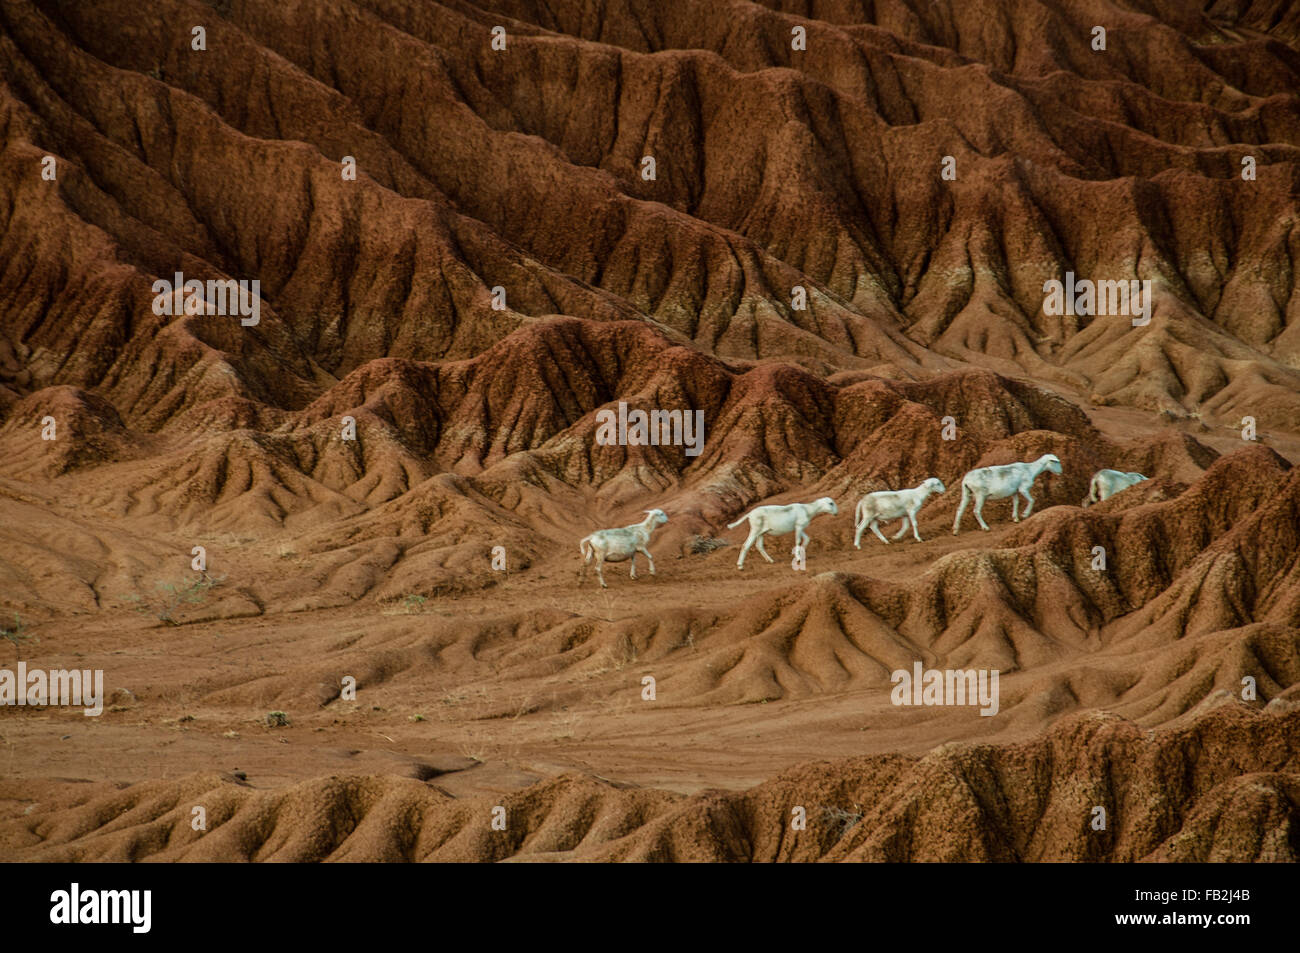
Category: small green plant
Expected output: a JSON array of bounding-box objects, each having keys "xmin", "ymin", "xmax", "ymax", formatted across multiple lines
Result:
[
  {"xmin": 611, "ymin": 633, "xmax": 638, "ymax": 669},
  {"xmin": 687, "ymin": 535, "xmax": 727, "ymax": 555},
  {"xmin": 382, "ymin": 593, "xmax": 431, "ymax": 615},
  {"xmin": 0, "ymin": 615, "xmax": 37, "ymax": 660},
  {"xmin": 819, "ymin": 804, "xmax": 864, "ymax": 841},
  {"xmin": 124, "ymin": 574, "xmax": 225, "ymax": 625},
  {"xmin": 265, "ymin": 711, "xmax": 289, "ymax": 728}
]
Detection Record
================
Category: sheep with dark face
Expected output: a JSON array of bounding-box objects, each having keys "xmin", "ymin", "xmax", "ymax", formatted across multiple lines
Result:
[
  {"xmin": 854, "ymin": 478, "xmax": 946, "ymax": 547},
  {"xmin": 1084, "ymin": 469, "xmax": 1147, "ymax": 506},
  {"xmin": 953, "ymin": 454, "xmax": 1063, "ymax": 534},
  {"xmin": 728, "ymin": 497, "xmax": 838, "ymax": 570},
  {"xmin": 579, "ymin": 509, "xmax": 668, "ymax": 588}
]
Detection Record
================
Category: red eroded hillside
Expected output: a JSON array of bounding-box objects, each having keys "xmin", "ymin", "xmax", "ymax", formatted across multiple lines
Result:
[{"xmin": 1, "ymin": 0, "xmax": 1298, "ymax": 865}]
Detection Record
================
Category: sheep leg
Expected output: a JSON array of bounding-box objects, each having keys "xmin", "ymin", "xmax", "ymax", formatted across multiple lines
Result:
[
  {"xmin": 890, "ymin": 517, "xmax": 910, "ymax": 541},
  {"xmin": 1012, "ymin": 494, "xmax": 1020, "ymax": 522},
  {"xmin": 973, "ymin": 491, "xmax": 991, "ymax": 531},
  {"xmin": 908, "ymin": 507, "xmax": 924, "ymax": 542},
  {"xmin": 628, "ymin": 551, "xmax": 637, "ymax": 579},
  {"xmin": 638, "ymin": 545, "xmax": 656, "ymax": 576},
  {"xmin": 872, "ymin": 519, "xmax": 891, "ymax": 545},
  {"xmin": 953, "ymin": 484, "xmax": 971, "ymax": 535},
  {"xmin": 737, "ymin": 528, "xmax": 757, "ymax": 569},
  {"xmin": 596, "ymin": 556, "xmax": 608, "ymax": 588},
  {"xmin": 1020, "ymin": 486, "xmax": 1036, "ymax": 519},
  {"xmin": 854, "ymin": 515, "xmax": 867, "ymax": 549},
  {"xmin": 755, "ymin": 533, "xmax": 774, "ymax": 563}
]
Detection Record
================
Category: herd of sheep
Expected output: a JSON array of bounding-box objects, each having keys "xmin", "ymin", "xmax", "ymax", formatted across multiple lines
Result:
[{"xmin": 578, "ymin": 455, "xmax": 1149, "ymax": 587}]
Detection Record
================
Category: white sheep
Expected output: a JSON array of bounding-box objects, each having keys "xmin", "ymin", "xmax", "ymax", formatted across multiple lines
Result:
[
  {"xmin": 952, "ymin": 453, "xmax": 1063, "ymax": 534},
  {"xmin": 1084, "ymin": 469, "xmax": 1147, "ymax": 506},
  {"xmin": 728, "ymin": 497, "xmax": 839, "ymax": 570},
  {"xmin": 853, "ymin": 478, "xmax": 946, "ymax": 547},
  {"xmin": 579, "ymin": 509, "xmax": 669, "ymax": 588}
]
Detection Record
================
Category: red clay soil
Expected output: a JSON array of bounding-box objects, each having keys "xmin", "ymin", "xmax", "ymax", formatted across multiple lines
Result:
[{"xmin": 1, "ymin": 0, "xmax": 1299, "ymax": 861}]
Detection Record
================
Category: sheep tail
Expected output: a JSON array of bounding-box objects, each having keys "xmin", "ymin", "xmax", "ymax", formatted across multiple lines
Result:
[{"xmin": 727, "ymin": 513, "xmax": 748, "ymax": 530}]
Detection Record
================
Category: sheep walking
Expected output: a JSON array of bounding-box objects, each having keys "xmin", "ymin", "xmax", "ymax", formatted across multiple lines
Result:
[
  {"xmin": 1084, "ymin": 469, "xmax": 1147, "ymax": 506},
  {"xmin": 952, "ymin": 453, "xmax": 1063, "ymax": 534},
  {"xmin": 728, "ymin": 497, "xmax": 838, "ymax": 570},
  {"xmin": 579, "ymin": 509, "xmax": 668, "ymax": 588},
  {"xmin": 853, "ymin": 478, "xmax": 946, "ymax": 547}
]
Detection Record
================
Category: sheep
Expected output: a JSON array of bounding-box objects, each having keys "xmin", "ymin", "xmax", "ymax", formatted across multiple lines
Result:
[
  {"xmin": 1084, "ymin": 469, "xmax": 1147, "ymax": 506},
  {"xmin": 579, "ymin": 509, "xmax": 669, "ymax": 588},
  {"xmin": 952, "ymin": 453, "xmax": 1063, "ymax": 534},
  {"xmin": 728, "ymin": 497, "xmax": 838, "ymax": 570},
  {"xmin": 853, "ymin": 478, "xmax": 946, "ymax": 547}
]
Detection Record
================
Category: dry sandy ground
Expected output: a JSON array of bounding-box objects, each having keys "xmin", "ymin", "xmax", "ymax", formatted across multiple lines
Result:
[
  {"xmin": 1, "ymin": 405, "xmax": 1295, "ymax": 799},
  {"xmin": 3, "ymin": 0, "xmax": 1300, "ymax": 861}
]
